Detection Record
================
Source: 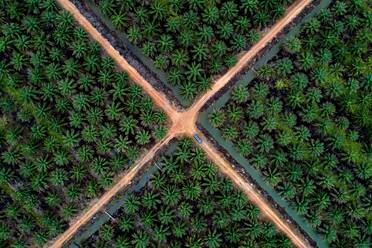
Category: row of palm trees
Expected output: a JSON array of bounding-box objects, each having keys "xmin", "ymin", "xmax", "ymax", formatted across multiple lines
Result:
[
  {"xmin": 209, "ymin": 1, "xmax": 371, "ymax": 247},
  {"xmin": 82, "ymin": 139, "xmax": 292, "ymax": 248},
  {"xmin": 0, "ymin": 189, "xmax": 36, "ymax": 246},
  {"xmin": 0, "ymin": 0, "xmax": 167, "ymax": 246},
  {"xmin": 93, "ymin": 0, "xmax": 294, "ymax": 100}
]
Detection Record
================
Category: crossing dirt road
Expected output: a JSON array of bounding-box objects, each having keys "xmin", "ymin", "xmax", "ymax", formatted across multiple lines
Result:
[{"xmin": 51, "ymin": 0, "xmax": 314, "ymax": 247}]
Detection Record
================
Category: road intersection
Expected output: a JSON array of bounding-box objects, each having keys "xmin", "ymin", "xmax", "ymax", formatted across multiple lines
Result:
[{"xmin": 51, "ymin": 0, "xmax": 313, "ymax": 247}]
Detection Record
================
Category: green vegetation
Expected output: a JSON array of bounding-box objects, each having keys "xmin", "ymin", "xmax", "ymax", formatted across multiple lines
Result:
[
  {"xmin": 81, "ymin": 139, "xmax": 292, "ymax": 248},
  {"xmin": 0, "ymin": 187, "xmax": 48, "ymax": 247},
  {"xmin": 209, "ymin": 1, "xmax": 371, "ymax": 246},
  {"xmin": 0, "ymin": 0, "xmax": 167, "ymax": 246},
  {"xmin": 1, "ymin": 0, "xmax": 370, "ymax": 247},
  {"xmin": 92, "ymin": 0, "xmax": 294, "ymax": 100}
]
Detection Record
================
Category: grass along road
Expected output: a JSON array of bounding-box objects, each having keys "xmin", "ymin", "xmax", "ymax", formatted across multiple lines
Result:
[{"xmin": 52, "ymin": 0, "xmax": 314, "ymax": 247}]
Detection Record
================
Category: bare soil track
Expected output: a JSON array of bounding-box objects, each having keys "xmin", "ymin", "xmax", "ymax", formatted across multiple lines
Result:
[
  {"xmin": 55, "ymin": 0, "xmax": 177, "ymax": 118},
  {"xmin": 190, "ymin": 0, "xmax": 312, "ymax": 115},
  {"xmin": 50, "ymin": 133, "xmax": 174, "ymax": 248},
  {"xmin": 198, "ymin": 134, "xmax": 311, "ymax": 248},
  {"xmin": 51, "ymin": 0, "xmax": 313, "ymax": 247}
]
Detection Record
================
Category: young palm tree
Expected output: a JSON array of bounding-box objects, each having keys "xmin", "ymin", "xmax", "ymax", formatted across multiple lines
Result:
[
  {"xmin": 119, "ymin": 116, "xmax": 136, "ymax": 135},
  {"xmin": 221, "ymin": 1, "xmax": 238, "ymax": 20},
  {"xmin": 171, "ymin": 50, "xmax": 188, "ymax": 67},
  {"xmin": 33, "ymin": 230, "xmax": 48, "ymax": 246},
  {"xmin": 114, "ymin": 136, "xmax": 131, "ymax": 154},
  {"xmin": 142, "ymin": 191, "xmax": 159, "ymax": 209},
  {"xmin": 131, "ymin": 231, "xmax": 149, "ymax": 248},
  {"xmin": 238, "ymin": 139, "xmax": 253, "ymax": 156},
  {"xmin": 1, "ymin": 150, "xmax": 20, "ymax": 165},
  {"xmin": 241, "ymin": 0, "xmax": 257, "ymax": 13},
  {"xmin": 158, "ymin": 35, "xmax": 174, "ymax": 53},
  {"xmin": 0, "ymin": 222, "xmax": 11, "ymax": 241},
  {"xmin": 153, "ymin": 225, "xmax": 168, "ymax": 243},
  {"xmin": 222, "ymin": 126, "xmax": 238, "ymax": 140},
  {"xmin": 85, "ymin": 180, "xmax": 100, "ymax": 198},
  {"xmin": 62, "ymin": 130, "xmax": 79, "ymax": 148},
  {"xmin": 136, "ymin": 130, "xmax": 150, "ymax": 145},
  {"xmin": 105, "ymin": 102, "xmax": 122, "ymax": 120},
  {"xmin": 208, "ymin": 109, "xmax": 225, "ymax": 128},
  {"xmin": 99, "ymin": 172, "xmax": 113, "ymax": 189},
  {"xmin": 127, "ymin": 26, "xmax": 141, "ymax": 44},
  {"xmin": 226, "ymin": 105, "xmax": 243, "ymax": 123},
  {"xmin": 118, "ymin": 215, "xmax": 134, "ymax": 232},
  {"xmin": 62, "ymin": 204, "xmax": 76, "ymax": 220},
  {"xmin": 142, "ymin": 41, "xmax": 156, "ymax": 57},
  {"xmin": 168, "ymin": 68, "xmax": 183, "ymax": 85},
  {"xmin": 66, "ymin": 185, "xmax": 80, "ymax": 200},
  {"xmin": 203, "ymin": 6, "xmax": 219, "ymax": 25},
  {"xmin": 154, "ymin": 55, "xmax": 168, "ymax": 70},
  {"xmin": 115, "ymin": 237, "xmax": 131, "ymax": 248},
  {"xmin": 198, "ymin": 25, "xmax": 213, "ymax": 43},
  {"xmin": 186, "ymin": 63, "xmax": 203, "ymax": 81},
  {"xmin": 77, "ymin": 145, "xmax": 93, "ymax": 162},
  {"xmin": 161, "ymin": 186, "xmax": 180, "ymax": 206},
  {"xmin": 50, "ymin": 169, "xmax": 67, "ymax": 186},
  {"xmin": 112, "ymin": 12, "xmax": 127, "ymax": 29},
  {"xmin": 0, "ymin": 167, "xmax": 14, "ymax": 184},
  {"xmin": 124, "ymin": 194, "xmax": 140, "ymax": 214},
  {"xmin": 99, "ymin": 224, "xmax": 114, "ymax": 241},
  {"xmin": 157, "ymin": 207, "xmax": 174, "ymax": 225},
  {"xmin": 231, "ymin": 86, "xmax": 249, "ymax": 103},
  {"xmin": 192, "ymin": 43, "xmax": 208, "ymax": 61}
]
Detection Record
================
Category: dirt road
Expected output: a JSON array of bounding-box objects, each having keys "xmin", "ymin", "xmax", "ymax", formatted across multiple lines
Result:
[
  {"xmin": 49, "ymin": 133, "xmax": 174, "ymax": 248},
  {"xmin": 189, "ymin": 0, "xmax": 312, "ymax": 115},
  {"xmin": 55, "ymin": 0, "xmax": 178, "ymax": 118},
  {"xmin": 196, "ymin": 133, "xmax": 311, "ymax": 248},
  {"xmin": 52, "ymin": 0, "xmax": 313, "ymax": 247}
]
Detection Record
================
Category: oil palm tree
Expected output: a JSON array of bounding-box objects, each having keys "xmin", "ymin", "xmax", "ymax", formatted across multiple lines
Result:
[
  {"xmin": 136, "ymin": 130, "xmax": 151, "ymax": 145},
  {"xmin": 208, "ymin": 109, "xmax": 225, "ymax": 128},
  {"xmin": 124, "ymin": 194, "xmax": 140, "ymax": 214},
  {"xmin": 0, "ymin": 167, "xmax": 14, "ymax": 184},
  {"xmin": 142, "ymin": 191, "xmax": 159, "ymax": 209},
  {"xmin": 50, "ymin": 169, "xmax": 67, "ymax": 186},
  {"xmin": 203, "ymin": 6, "xmax": 219, "ymax": 25},
  {"xmin": 141, "ymin": 211, "xmax": 155, "ymax": 228},
  {"xmin": 186, "ymin": 63, "xmax": 203, "ymax": 81},
  {"xmin": 192, "ymin": 43, "xmax": 208, "ymax": 61},
  {"xmin": 112, "ymin": 12, "xmax": 127, "ymax": 29},
  {"xmin": 131, "ymin": 231, "xmax": 149, "ymax": 248},
  {"xmin": 1, "ymin": 221, "xmax": 17, "ymax": 242},
  {"xmin": 153, "ymin": 225, "xmax": 168, "ymax": 243},
  {"xmin": 161, "ymin": 186, "xmax": 180, "ymax": 206}
]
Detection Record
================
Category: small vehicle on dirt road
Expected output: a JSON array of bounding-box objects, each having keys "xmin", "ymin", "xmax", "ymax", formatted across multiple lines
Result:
[{"xmin": 193, "ymin": 133, "xmax": 203, "ymax": 144}]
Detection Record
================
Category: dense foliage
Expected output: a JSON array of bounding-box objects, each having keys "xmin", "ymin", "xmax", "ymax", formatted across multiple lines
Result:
[
  {"xmin": 82, "ymin": 139, "xmax": 292, "ymax": 248},
  {"xmin": 0, "ymin": 0, "xmax": 167, "ymax": 246},
  {"xmin": 93, "ymin": 0, "xmax": 294, "ymax": 100},
  {"xmin": 209, "ymin": 1, "xmax": 371, "ymax": 247},
  {"xmin": 0, "ymin": 186, "xmax": 51, "ymax": 247}
]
